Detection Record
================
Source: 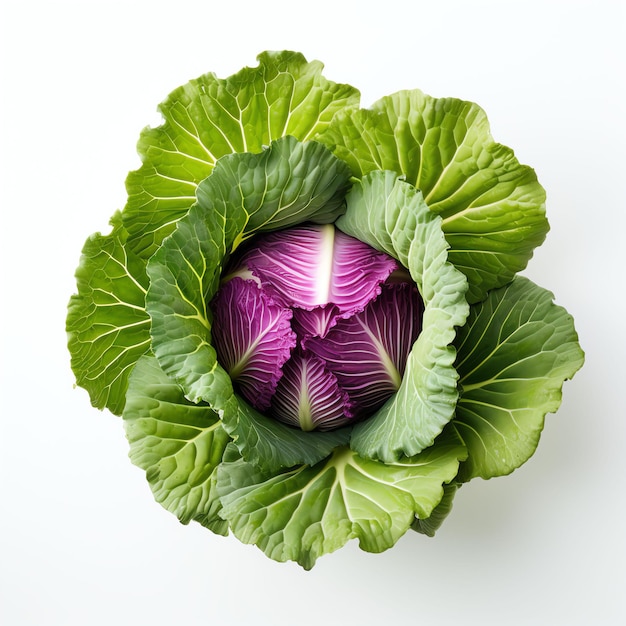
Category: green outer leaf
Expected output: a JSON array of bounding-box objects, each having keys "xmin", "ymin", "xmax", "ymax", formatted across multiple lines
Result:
[
  {"xmin": 123, "ymin": 355, "xmax": 232, "ymax": 533},
  {"xmin": 66, "ymin": 213, "xmax": 151, "ymax": 415},
  {"xmin": 146, "ymin": 137, "xmax": 353, "ymax": 472},
  {"xmin": 318, "ymin": 90, "xmax": 548, "ymax": 302},
  {"xmin": 123, "ymin": 50, "xmax": 360, "ymax": 259},
  {"xmin": 217, "ymin": 427, "xmax": 466, "ymax": 569},
  {"xmin": 336, "ymin": 170, "xmax": 469, "ymax": 461},
  {"xmin": 194, "ymin": 135, "xmax": 351, "ymax": 249},
  {"xmin": 411, "ymin": 481, "xmax": 459, "ymax": 537},
  {"xmin": 451, "ymin": 276, "xmax": 585, "ymax": 481},
  {"xmin": 68, "ymin": 51, "xmax": 359, "ymax": 415},
  {"xmin": 226, "ymin": 399, "xmax": 352, "ymax": 472}
]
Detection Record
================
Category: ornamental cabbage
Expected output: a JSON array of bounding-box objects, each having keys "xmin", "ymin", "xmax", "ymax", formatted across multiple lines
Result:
[{"xmin": 66, "ymin": 50, "xmax": 584, "ymax": 569}]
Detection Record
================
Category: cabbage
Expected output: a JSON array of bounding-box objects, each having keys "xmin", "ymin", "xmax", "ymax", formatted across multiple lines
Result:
[{"xmin": 66, "ymin": 50, "xmax": 584, "ymax": 569}]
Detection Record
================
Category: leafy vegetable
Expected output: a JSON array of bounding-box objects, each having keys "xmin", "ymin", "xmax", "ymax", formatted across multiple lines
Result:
[{"xmin": 67, "ymin": 50, "xmax": 584, "ymax": 569}]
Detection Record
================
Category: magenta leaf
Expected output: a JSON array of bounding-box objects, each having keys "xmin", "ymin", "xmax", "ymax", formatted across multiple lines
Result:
[
  {"xmin": 211, "ymin": 277, "xmax": 296, "ymax": 410},
  {"xmin": 271, "ymin": 350, "xmax": 354, "ymax": 431},
  {"xmin": 291, "ymin": 304, "xmax": 341, "ymax": 341},
  {"xmin": 305, "ymin": 283, "xmax": 423, "ymax": 416},
  {"xmin": 236, "ymin": 224, "xmax": 397, "ymax": 317}
]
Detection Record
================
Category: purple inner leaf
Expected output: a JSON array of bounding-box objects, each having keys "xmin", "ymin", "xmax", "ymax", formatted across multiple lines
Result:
[
  {"xmin": 235, "ymin": 224, "xmax": 397, "ymax": 317},
  {"xmin": 271, "ymin": 349, "xmax": 354, "ymax": 431},
  {"xmin": 291, "ymin": 304, "xmax": 341, "ymax": 342},
  {"xmin": 304, "ymin": 283, "xmax": 423, "ymax": 416},
  {"xmin": 211, "ymin": 277, "xmax": 296, "ymax": 410}
]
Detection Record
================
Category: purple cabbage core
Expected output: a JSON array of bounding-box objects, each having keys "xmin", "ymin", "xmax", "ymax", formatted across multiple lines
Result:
[{"xmin": 211, "ymin": 224, "xmax": 423, "ymax": 431}]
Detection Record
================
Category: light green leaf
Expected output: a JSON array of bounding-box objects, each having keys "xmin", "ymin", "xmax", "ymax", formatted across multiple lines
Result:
[
  {"xmin": 123, "ymin": 356, "xmax": 232, "ymax": 533},
  {"xmin": 451, "ymin": 276, "xmax": 585, "ymax": 481},
  {"xmin": 336, "ymin": 171, "xmax": 469, "ymax": 461},
  {"xmin": 66, "ymin": 213, "xmax": 151, "ymax": 415},
  {"xmin": 319, "ymin": 90, "xmax": 548, "ymax": 302},
  {"xmin": 123, "ymin": 50, "xmax": 360, "ymax": 259},
  {"xmin": 67, "ymin": 52, "xmax": 358, "ymax": 415},
  {"xmin": 217, "ymin": 427, "xmax": 466, "ymax": 569},
  {"xmin": 411, "ymin": 481, "xmax": 459, "ymax": 537},
  {"xmin": 146, "ymin": 136, "xmax": 352, "ymax": 471}
]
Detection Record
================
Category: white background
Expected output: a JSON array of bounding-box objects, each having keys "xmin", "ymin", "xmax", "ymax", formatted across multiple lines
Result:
[{"xmin": 1, "ymin": 1, "xmax": 624, "ymax": 624}]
